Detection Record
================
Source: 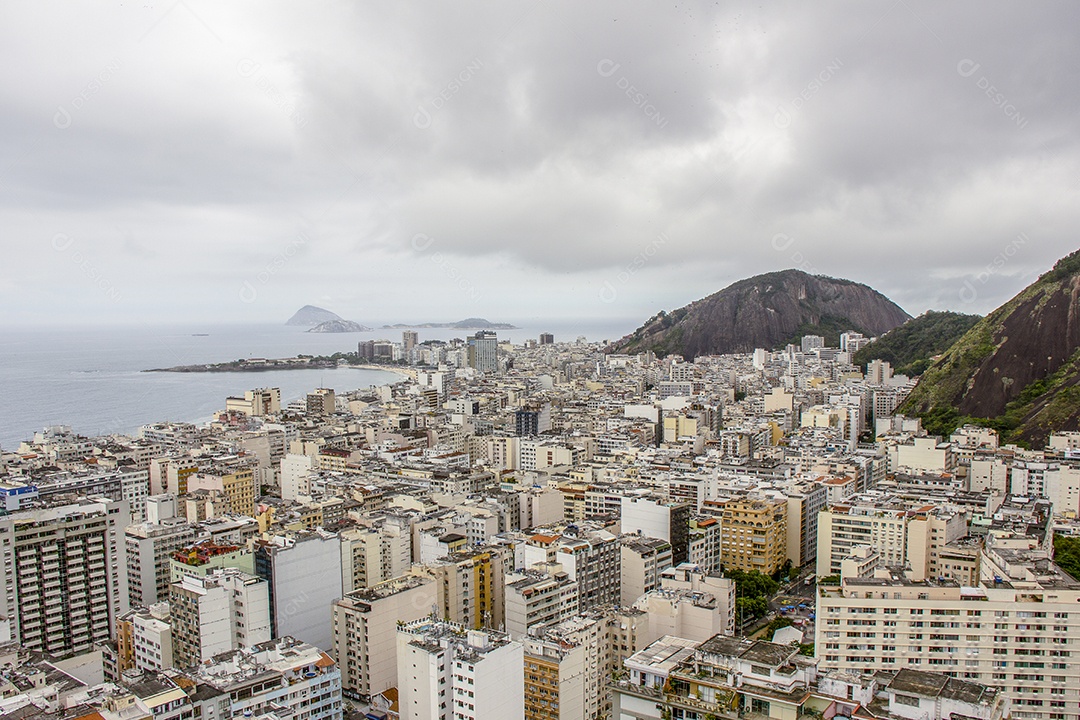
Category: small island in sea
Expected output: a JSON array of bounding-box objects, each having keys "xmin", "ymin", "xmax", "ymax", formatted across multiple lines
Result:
[{"xmin": 382, "ymin": 317, "xmax": 518, "ymax": 330}]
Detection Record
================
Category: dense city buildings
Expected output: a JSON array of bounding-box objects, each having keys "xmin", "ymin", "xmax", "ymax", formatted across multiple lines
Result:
[{"xmin": 2, "ymin": 331, "xmax": 1079, "ymax": 719}]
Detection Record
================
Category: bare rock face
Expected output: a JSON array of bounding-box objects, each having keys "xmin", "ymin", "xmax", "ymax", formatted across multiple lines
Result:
[
  {"xmin": 902, "ymin": 250, "xmax": 1080, "ymax": 447},
  {"xmin": 286, "ymin": 305, "xmax": 342, "ymax": 326},
  {"xmin": 608, "ymin": 270, "xmax": 911, "ymax": 358}
]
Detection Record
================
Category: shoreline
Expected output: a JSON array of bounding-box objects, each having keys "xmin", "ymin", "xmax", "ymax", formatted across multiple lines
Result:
[{"xmin": 144, "ymin": 359, "xmax": 415, "ymax": 381}]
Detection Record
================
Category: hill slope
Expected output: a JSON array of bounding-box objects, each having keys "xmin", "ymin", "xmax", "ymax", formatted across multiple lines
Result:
[
  {"xmin": 607, "ymin": 270, "xmax": 911, "ymax": 358},
  {"xmin": 900, "ymin": 250, "xmax": 1080, "ymax": 447},
  {"xmin": 851, "ymin": 310, "xmax": 982, "ymax": 376}
]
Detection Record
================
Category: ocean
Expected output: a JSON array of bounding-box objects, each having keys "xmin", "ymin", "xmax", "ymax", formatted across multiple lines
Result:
[{"xmin": 0, "ymin": 319, "xmax": 635, "ymax": 450}]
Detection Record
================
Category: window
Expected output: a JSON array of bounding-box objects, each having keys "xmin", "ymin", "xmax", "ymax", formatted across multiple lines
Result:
[{"xmin": 895, "ymin": 694, "xmax": 920, "ymax": 707}]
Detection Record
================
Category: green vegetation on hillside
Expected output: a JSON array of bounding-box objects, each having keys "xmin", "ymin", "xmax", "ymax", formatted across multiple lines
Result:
[
  {"xmin": 852, "ymin": 310, "xmax": 981, "ymax": 376},
  {"xmin": 783, "ymin": 315, "xmax": 867, "ymax": 350},
  {"xmin": 901, "ymin": 251, "xmax": 1080, "ymax": 446},
  {"xmin": 1053, "ymin": 534, "xmax": 1080, "ymax": 581}
]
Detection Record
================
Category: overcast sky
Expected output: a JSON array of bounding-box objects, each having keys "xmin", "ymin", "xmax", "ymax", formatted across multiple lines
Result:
[{"xmin": 2, "ymin": 2, "xmax": 1077, "ymax": 329}]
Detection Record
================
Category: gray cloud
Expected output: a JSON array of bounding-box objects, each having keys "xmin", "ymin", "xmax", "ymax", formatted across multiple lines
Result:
[{"xmin": 1, "ymin": 1, "xmax": 1077, "ymax": 327}]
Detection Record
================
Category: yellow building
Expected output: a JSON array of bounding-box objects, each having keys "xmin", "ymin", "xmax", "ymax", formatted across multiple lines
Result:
[
  {"xmin": 719, "ymin": 495, "xmax": 788, "ymax": 575},
  {"xmin": 411, "ymin": 547, "xmax": 507, "ymax": 630},
  {"xmin": 221, "ymin": 467, "xmax": 257, "ymax": 516},
  {"xmin": 524, "ymin": 651, "xmax": 562, "ymax": 720}
]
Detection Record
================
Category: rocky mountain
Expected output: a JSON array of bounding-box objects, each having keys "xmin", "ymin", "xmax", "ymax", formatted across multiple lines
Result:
[
  {"xmin": 901, "ymin": 250, "xmax": 1080, "ymax": 447},
  {"xmin": 285, "ymin": 305, "xmax": 343, "ymax": 326},
  {"xmin": 851, "ymin": 310, "xmax": 982, "ymax": 376},
  {"xmin": 307, "ymin": 320, "xmax": 372, "ymax": 333},
  {"xmin": 607, "ymin": 270, "xmax": 911, "ymax": 358}
]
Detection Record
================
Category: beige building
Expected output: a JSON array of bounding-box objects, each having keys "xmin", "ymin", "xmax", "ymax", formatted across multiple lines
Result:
[
  {"xmin": 340, "ymin": 522, "xmax": 412, "ymax": 592},
  {"xmin": 816, "ymin": 497, "xmax": 909, "ymax": 577},
  {"xmin": 620, "ymin": 535, "xmax": 673, "ymax": 605},
  {"xmin": 186, "ymin": 465, "xmax": 258, "ymax": 516},
  {"xmin": 523, "ymin": 607, "xmax": 649, "ymax": 720},
  {"xmin": 633, "ymin": 563, "xmax": 736, "ymax": 643},
  {"xmin": 331, "ymin": 575, "xmax": 435, "ymax": 698}
]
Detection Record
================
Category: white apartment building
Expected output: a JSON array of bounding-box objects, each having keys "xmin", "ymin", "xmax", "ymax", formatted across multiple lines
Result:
[
  {"xmin": 504, "ymin": 570, "xmax": 579, "ymax": 639},
  {"xmin": 189, "ymin": 637, "xmax": 342, "ymax": 720},
  {"xmin": 815, "ymin": 548, "xmax": 1080, "ymax": 720},
  {"xmin": 131, "ymin": 604, "xmax": 174, "ymax": 672},
  {"xmin": 126, "ymin": 515, "xmax": 198, "ymax": 607},
  {"xmin": 332, "ymin": 575, "xmax": 436, "ymax": 699},
  {"xmin": 397, "ymin": 619, "xmax": 524, "ymax": 720},
  {"xmin": 254, "ymin": 530, "xmax": 343, "ymax": 653},
  {"xmin": 169, "ymin": 568, "xmax": 271, "ymax": 668}
]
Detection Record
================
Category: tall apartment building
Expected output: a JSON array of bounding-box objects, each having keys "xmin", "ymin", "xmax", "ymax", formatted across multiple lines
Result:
[
  {"xmin": 117, "ymin": 603, "xmax": 174, "ymax": 673},
  {"xmin": 523, "ymin": 633, "xmax": 588, "ymax": 720},
  {"xmin": 620, "ymin": 496, "xmax": 692, "ymax": 565},
  {"xmin": 187, "ymin": 637, "xmax": 343, "ymax": 720},
  {"xmin": 688, "ymin": 516, "xmax": 722, "ymax": 575},
  {"xmin": 117, "ymin": 602, "xmax": 172, "ymax": 673},
  {"xmin": 169, "ymin": 568, "xmax": 271, "ymax": 668},
  {"xmin": 254, "ymin": 530, "xmax": 344, "ymax": 653},
  {"xmin": 516, "ymin": 403, "xmax": 552, "ymax": 437},
  {"xmin": 504, "ymin": 570, "xmax": 579, "ymax": 639},
  {"xmin": 620, "ymin": 535, "xmax": 673, "ymax": 606},
  {"xmin": 247, "ymin": 386, "xmax": 282, "ymax": 415},
  {"xmin": 816, "ymin": 495, "xmax": 973, "ymax": 581},
  {"xmin": 467, "ymin": 331, "xmax": 498, "ymax": 374},
  {"xmin": 307, "ymin": 387, "xmax": 337, "ymax": 417},
  {"xmin": 785, "ymin": 480, "xmax": 826, "ymax": 568},
  {"xmin": 555, "ymin": 531, "xmax": 620, "ymax": 609},
  {"xmin": 815, "ymin": 544, "xmax": 1080, "ymax": 720},
  {"xmin": 0, "ymin": 497, "xmax": 130, "ymax": 655},
  {"xmin": 340, "ymin": 522, "xmax": 413, "ymax": 592},
  {"xmin": 332, "ymin": 575, "xmax": 436, "ymax": 699},
  {"xmin": 522, "ymin": 607, "xmax": 647, "ymax": 720},
  {"xmin": 397, "ymin": 619, "xmax": 524, "ymax": 720},
  {"xmin": 411, "ymin": 546, "xmax": 507, "ymax": 630},
  {"xmin": 718, "ymin": 495, "xmax": 788, "ymax": 574},
  {"xmin": 126, "ymin": 514, "xmax": 198, "ymax": 608},
  {"xmin": 816, "ymin": 496, "xmax": 909, "ymax": 577}
]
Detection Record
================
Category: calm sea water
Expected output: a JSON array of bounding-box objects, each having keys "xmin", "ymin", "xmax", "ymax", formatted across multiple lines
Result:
[{"xmin": 0, "ymin": 320, "xmax": 634, "ymax": 449}]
